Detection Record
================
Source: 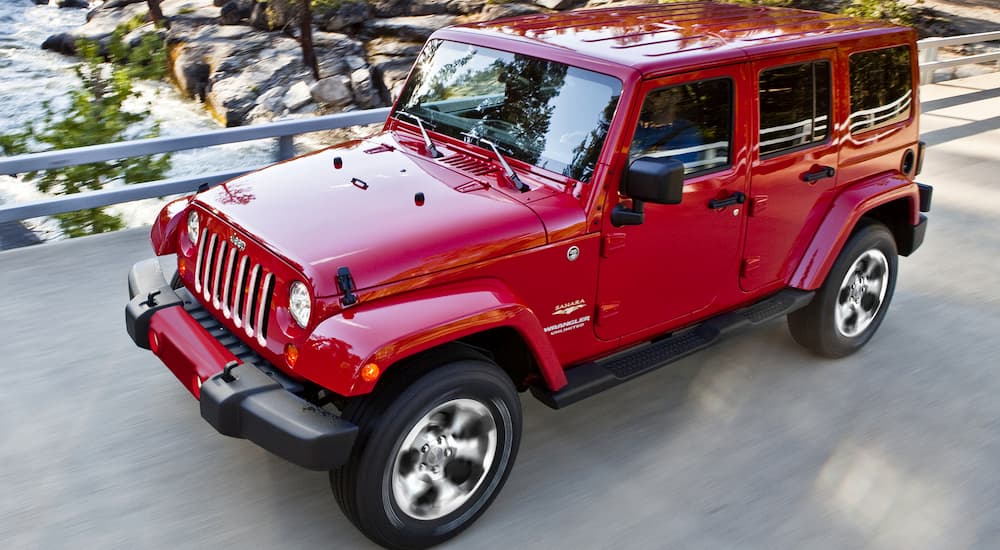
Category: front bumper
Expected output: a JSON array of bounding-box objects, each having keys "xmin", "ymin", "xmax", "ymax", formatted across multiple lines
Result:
[{"xmin": 125, "ymin": 258, "xmax": 358, "ymax": 470}]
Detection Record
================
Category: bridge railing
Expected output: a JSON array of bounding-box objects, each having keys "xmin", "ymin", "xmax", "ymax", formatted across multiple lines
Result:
[
  {"xmin": 0, "ymin": 107, "xmax": 390, "ymax": 224},
  {"xmin": 918, "ymin": 31, "xmax": 1000, "ymax": 84},
  {"xmin": 2, "ymin": 30, "xmax": 999, "ymax": 227}
]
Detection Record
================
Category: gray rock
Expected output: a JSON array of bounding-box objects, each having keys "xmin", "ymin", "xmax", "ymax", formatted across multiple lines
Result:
[
  {"xmin": 345, "ymin": 55, "xmax": 368, "ymax": 71},
  {"xmin": 160, "ymin": 0, "xmax": 218, "ymax": 20},
  {"xmin": 445, "ymin": 0, "xmax": 487, "ymax": 15},
  {"xmin": 58, "ymin": 0, "xmax": 89, "ymax": 8},
  {"xmin": 318, "ymin": 0, "xmax": 371, "ymax": 33},
  {"xmin": 365, "ymin": 15, "xmax": 458, "ymax": 42},
  {"xmin": 219, "ymin": 0, "xmax": 252, "ymax": 25},
  {"xmin": 478, "ymin": 3, "xmax": 546, "ymax": 21},
  {"xmin": 350, "ymin": 67, "xmax": 381, "ymax": 108},
  {"xmin": 373, "ymin": 58, "xmax": 416, "ymax": 103},
  {"xmin": 41, "ymin": 33, "xmax": 77, "ymax": 55},
  {"xmin": 249, "ymin": 1, "xmax": 269, "ymax": 30},
  {"xmin": 284, "ymin": 81, "xmax": 314, "ymax": 111},
  {"xmin": 100, "ymin": 0, "xmax": 145, "ymax": 8},
  {"xmin": 533, "ymin": 0, "xmax": 585, "ymax": 9},
  {"xmin": 370, "ymin": 0, "xmax": 456, "ymax": 17},
  {"xmin": 310, "ymin": 76, "xmax": 353, "ymax": 108},
  {"xmin": 33, "ymin": 0, "xmax": 50, "ymax": 5}
]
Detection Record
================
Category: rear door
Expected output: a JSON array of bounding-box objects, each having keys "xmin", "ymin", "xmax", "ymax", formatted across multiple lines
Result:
[{"xmin": 741, "ymin": 50, "xmax": 839, "ymax": 292}]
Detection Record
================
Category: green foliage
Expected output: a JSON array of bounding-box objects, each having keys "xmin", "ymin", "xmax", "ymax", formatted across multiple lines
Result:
[
  {"xmin": 0, "ymin": 36, "xmax": 171, "ymax": 238},
  {"xmin": 841, "ymin": 0, "xmax": 912, "ymax": 25}
]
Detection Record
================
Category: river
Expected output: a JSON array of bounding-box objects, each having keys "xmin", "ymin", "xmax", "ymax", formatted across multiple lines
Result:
[{"xmin": 0, "ymin": 0, "xmax": 272, "ymax": 240}]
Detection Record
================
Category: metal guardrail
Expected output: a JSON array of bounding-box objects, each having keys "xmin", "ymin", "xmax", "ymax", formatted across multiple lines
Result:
[
  {"xmin": 918, "ymin": 31, "xmax": 1000, "ymax": 84},
  {"xmin": 3, "ymin": 30, "xmax": 999, "ymax": 227},
  {"xmin": 0, "ymin": 107, "xmax": 390, "ymax": 224}
]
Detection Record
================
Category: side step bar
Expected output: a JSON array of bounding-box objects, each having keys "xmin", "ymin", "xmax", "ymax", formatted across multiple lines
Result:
[{"xmin": 531, "ymin": 289, "xmax": 814, "ymax": 409}]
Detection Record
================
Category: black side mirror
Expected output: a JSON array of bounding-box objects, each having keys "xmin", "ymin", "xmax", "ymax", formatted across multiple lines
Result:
[{"xmin": 611, "ymin": 156, "xmax": 685, "ymax": 227}]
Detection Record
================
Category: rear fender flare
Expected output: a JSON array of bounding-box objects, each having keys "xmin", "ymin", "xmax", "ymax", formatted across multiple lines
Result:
[
  {"xmin": 791, "ymin": 173, "xmax": 919, "ymax": 290},
  {"xmin": 298, "ymin": 279, "xmax": 566, "ymax": 397}
]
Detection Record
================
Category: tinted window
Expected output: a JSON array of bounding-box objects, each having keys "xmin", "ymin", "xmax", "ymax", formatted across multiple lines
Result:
[
  {"xmin": 849, "ymin": 46, "xmax": 913, "ymax": 134},
  {"xmin": 396, "ymin": 40, "xmax": 622, "ymax": 182},
  {"xmin": 629, "ymin": 78, "xmax": 732, "ymax": 176},
  {"xmin": 759, "ymin": 61, "xmax": 831, "ymax": 156}
]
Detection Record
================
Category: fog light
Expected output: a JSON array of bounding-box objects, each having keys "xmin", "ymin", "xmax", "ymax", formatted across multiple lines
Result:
[
  {"xmin": 361, "ymin": 363, "xmax": 380, "ymax": 383},
  {"xmin": 284, "ymin": 343, "xmax": 299, "ymax": 368},
  {"xmin": 178, "ymin": 257, "xmax": 187, "ymax": 279}
]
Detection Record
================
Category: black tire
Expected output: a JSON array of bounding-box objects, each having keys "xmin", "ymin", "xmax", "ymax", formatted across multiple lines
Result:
[
  {"xmin": 331, "ymin": 348, "xmax": 522, "ymax": 550},
  {"xmin": 788, "ymin": 222, "xmax": 898, "ymax": 358}
]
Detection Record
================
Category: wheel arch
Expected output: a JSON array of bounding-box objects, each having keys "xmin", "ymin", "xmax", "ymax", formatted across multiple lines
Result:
[
  {"xmin": 297, "ymin": 278, "xmax": 567, "ymax": 398},
  {"xmin": 790, "ymin": 173, "xmax": 920, "ymax": 290}
]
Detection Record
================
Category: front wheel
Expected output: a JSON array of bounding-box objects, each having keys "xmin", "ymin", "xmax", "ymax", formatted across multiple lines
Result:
[
  {"xmin": 788, "ymin": 222, "xmax": 898, "ymax": 358},
  {"xmin": 331, "ymin": 354, "xmax": 521, "ymax": 550}
]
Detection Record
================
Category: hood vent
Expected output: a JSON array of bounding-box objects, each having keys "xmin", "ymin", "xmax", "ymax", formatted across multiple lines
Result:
[{"xmin": 440, "ymin": 154, "xmax": 497, "ymax": 177}]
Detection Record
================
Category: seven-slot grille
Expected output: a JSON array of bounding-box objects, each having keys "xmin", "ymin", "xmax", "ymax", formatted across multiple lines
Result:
[{"xmin": 193, "ymin": 228, "xmax": 276, "ymax": 346}]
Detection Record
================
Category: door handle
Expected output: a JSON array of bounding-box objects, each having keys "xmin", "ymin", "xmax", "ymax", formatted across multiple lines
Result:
[
  {"xmin": 801, "ymin": 165, "xmax": 835, "ymax": 183},
  {"xmin": 708, "ymin": 191, "xmax": 746, "ymax": 209}
]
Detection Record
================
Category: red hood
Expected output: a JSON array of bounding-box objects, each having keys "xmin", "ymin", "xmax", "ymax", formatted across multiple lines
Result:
[{"xmin": 194, "ymin": 135, "xmax": 547, "ymax": 297}]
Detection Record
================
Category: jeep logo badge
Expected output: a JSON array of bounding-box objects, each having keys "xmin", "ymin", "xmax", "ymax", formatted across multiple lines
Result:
[{"xmin": 229, "ymin": 235, "xmax": 246, "ymax": 251}]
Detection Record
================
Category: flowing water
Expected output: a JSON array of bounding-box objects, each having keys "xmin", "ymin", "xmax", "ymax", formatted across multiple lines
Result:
[{"xmin": 0, "ymin": 0, "xmax": 273, "ymax": 240}]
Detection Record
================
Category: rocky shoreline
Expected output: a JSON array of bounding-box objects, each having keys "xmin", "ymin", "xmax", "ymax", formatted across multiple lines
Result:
[
  {"xmin": 36, "ymin": 0, "xmax": 602, "ymax": 127},
  {"xmin": 30, "ymin": 0, "xmax": 1000, "ymax": 129}
]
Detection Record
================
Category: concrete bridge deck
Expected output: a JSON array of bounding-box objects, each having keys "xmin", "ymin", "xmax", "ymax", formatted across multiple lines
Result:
[{"xmin": 2, "ymin": 72, "xmax": 999, "ymax": 550}]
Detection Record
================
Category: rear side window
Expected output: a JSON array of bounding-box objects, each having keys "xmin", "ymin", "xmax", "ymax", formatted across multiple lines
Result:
[
  {"xmin": 629, "ymin": 78, "xmax": 732, "ymax": 176},
  {"xmin": 849, "ymin": 46, "xmax": 913, "ymax": 134},
  {"xmin": 758, "ymin": 60, "xmax": 831, "ymax": 156}
]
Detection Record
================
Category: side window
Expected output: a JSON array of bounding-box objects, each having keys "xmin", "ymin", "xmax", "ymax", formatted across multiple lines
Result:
[
  {"xmin": 759, "ymin": 60, "xmax": 831, "ymax": 157},
  {"xmin": 849, "ymin": 46, "xmax": 913, "ymax": 134},
  {"xmin": 629, "ymin": 78, "xmax": 732, "ymax": 176}
]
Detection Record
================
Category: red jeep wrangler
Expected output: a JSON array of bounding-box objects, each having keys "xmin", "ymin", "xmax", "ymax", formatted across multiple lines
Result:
[{"xmin": 126, "ymin": 3, "xmax": 932, "ymax": 548}]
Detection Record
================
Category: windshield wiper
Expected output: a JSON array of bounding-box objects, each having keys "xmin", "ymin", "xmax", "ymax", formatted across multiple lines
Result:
[
  {"xmin": 461, "ymin": 132, "xmax": 529, "ymax": 192},
  {"xmin": 395, "ymin": 110, "xmax": 442, "ymax": 158}
]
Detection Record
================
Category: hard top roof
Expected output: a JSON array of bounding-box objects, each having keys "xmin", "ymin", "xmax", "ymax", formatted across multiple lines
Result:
[{"xmin": 451, "ymin": 2, "xmax": 909, "ymax": 75}]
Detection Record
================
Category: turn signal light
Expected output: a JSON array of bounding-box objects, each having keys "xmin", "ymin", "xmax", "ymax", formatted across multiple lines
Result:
[
  {"xmin": 361, "ymin": 363, "xmax": 380, "ymax": 383},
  {"xmin": 284, "ymin": 343, "xmax": 299, "ymax": 368},
  {"xmin": 177, "ymin": 258, "xmax": 187, "ymax": 278}
]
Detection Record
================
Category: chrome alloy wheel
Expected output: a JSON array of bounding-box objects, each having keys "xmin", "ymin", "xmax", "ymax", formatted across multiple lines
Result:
[
  {"xmin": 390, "ymin": 398, "xmax": 498, "ymax": 520},
  {"xmin": 835, "ymin": 248, "xmax": 889, "ymax": 338}
]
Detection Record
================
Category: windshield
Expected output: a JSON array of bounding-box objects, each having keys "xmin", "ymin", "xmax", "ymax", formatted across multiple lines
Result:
[{"xmin": 395, "ymin": 40, "xmax": 623, "ymax": 183}]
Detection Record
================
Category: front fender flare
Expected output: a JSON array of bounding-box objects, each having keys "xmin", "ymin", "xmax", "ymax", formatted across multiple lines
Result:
[
  {"xmin": 295, "ymin": 278, "xmax": 566, "ymax": 397},
  {"xmin": 791, "ymin": 174, "xmax": 919, "ymax": 290}
]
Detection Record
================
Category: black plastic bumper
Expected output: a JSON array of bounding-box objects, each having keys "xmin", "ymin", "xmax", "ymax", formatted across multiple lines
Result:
[
  {"xmin": 200, "ymin": 365, "xmax": 359, "ymax": 470},
  {"xmin": 125, "ymin": 258, "xmax": 183, "ymax": 349},
  {"xmin": 126, "ymin": 257, "xmax": 358, "ymax": 471}
]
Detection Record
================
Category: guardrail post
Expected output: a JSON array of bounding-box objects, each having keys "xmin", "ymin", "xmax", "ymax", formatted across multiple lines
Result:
[
  {"xmin": 920, "ymin": 46, "xmax": 939, "ymax": 84},
  {"xmin": 277, "ymin": 135, "xmax": 295, "ymax": 161}
]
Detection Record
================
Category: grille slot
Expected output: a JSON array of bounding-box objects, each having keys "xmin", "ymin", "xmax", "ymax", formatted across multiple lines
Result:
[
  {"xmin": 440, "ymin": 154, "xmax": 497, "ymax": 177},
  {"xmin": 193, "ymin": 228, "xmax": 276, "ymax": 342}
]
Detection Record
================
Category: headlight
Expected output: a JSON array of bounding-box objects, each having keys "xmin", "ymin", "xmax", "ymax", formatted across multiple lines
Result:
[
  {"xmin": 289, "ymin": 281, "xmax": 311, "ymax": 328},
  {"xmin": 187, "ymin": 210, "xmax": 200, "ymax": 245}
]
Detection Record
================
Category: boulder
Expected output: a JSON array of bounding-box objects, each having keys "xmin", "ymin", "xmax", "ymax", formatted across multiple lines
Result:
[
  {"xmin": 350, "ymin": 67, "xmax": 382, "ymax": 108},
  {"xmin": 310, "ymin": 76, "xmax": 354, "ymax": 108},
  {"xmin": 219, "ymin": 0, "xmax": 252, "ymax": 25},
  {"xmin": 533, "ymin": 0, "xmax": 585, "ymax": 9},
  {"xmin": 33, "ymin": 0, "xmax": 49, "ymax": 5},
  {"xmin": 100, "ymin": 0, "xmax": 145, "ymax": 8},
  {"xmin": 373, "ymin": 58, "xmax": 415, "ymax": 103},
  {"xmin": 476, "ymin": 3, "xmax": 546, "ymax": 21},
  {"xmin": 317, "ymin": 0, "xmax": 371, "ymax": 33},
  {"xmin": 58, "ymin": 0, "xmax": 89, "ymax": 7},
  {"xmin": 284, "ymin": 81, "xmax": 314, "ymax": 111},
  {"xmin": 365, "ymin": 15, "xmax": 458, "ymax": 42},
  {"xmin": 369, "ymin": 0, "xmax": 461, "ymax": 17},
  {"xmin": 249, "ymin": 1, "xmax": 269, "ymax": 30},
  {"xmin": 41, "ymin": 33, "xmax": 78, "ymax": 55}
]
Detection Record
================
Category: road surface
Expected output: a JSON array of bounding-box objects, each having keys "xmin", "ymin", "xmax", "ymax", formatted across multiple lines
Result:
[{"xmin": 2, "ymin": 73, "xmax": 1000, "ymax": 550}]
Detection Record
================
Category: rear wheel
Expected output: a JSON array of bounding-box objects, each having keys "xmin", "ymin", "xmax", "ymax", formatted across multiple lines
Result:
[
  {"xmin": 788, "ymin": 222, "xmax": 898, "ymax": 357},
  {"xmin": 331, "ymin": 351, "xmax": 521, "ymax": 550}
]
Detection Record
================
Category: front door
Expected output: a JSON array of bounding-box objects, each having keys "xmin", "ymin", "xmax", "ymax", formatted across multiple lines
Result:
[{"xmin": 595, "ymin": 65, "xmax": 749, "ymax": 342}]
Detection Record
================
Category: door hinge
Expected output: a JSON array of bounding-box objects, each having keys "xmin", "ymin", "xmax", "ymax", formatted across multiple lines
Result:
[
  {"xmin": 749, "ymin": 195, "xmax": 768, "ymax": 217},
  {"xmin": 602, "ymin": 232, "xmax": 627, "ymax": 258},
  {"xmin": 596, "ymin": 302, "xmax": 621, "ymax": 325},
  {"xmin": 741, "ymin": 257, "xmax": 761, "ymax": 276}
]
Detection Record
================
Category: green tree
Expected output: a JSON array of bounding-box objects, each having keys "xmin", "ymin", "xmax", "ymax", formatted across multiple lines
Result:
[{"xmin": 0, "ymin": 32, "xmax": 171, "ymax": 238}]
